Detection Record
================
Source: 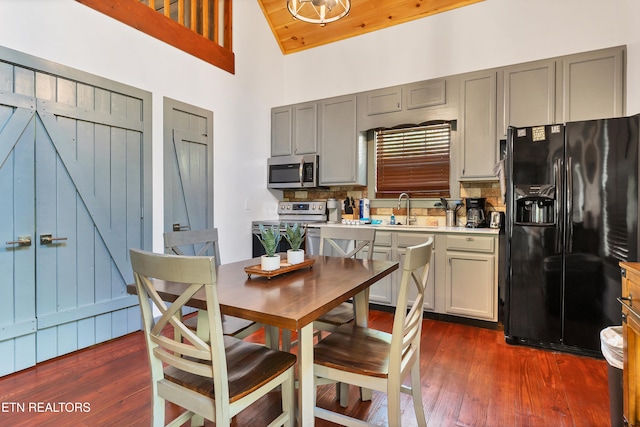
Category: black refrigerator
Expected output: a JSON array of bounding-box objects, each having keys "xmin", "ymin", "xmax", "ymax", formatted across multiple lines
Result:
[{"xmin": 505, "ymin": 115, "xmax": 639, "ymax": 356}]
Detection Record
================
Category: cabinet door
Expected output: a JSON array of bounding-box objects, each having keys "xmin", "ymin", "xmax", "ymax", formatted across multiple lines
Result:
[
  {"xmin": 319, "ymin": 95, "xmax": 361, "ymax": 185},
  {"xmin": 361, "ymin": 246, "xmax": 395, "ymax": 305},
  {"xmin": 293, "ymin": 102, "xmax": 317, "ymax": 154},
  {"xmin": 459, "ymin": 71, "xmax": 497, "ymax": 180},
  {"xmin": 398, "ymin": 245, "xmax": 436, "ymax": 311},
  {"xmin": 560, "ymin": 47, "xmax": 624, "ymax": 122},
  {"xmin": 366, "ymin": 87, "xmax": 402, "ymax": 116},
  {"xmin": 271, "ymin": 106, "xmax": 293, "ymax": 156},
  {"xmin": 397, "ymin": 233, "xmax": 435, "ymax": 311},
  {"xmin": 445, "ymin": 252, "xmax": 495, "ymax": 320},
  {"xmin": 500, "ymin": 60, "xmax": 556, "ymax": 137}
]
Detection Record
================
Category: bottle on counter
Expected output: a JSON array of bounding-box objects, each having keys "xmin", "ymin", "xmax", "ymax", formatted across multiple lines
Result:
[{"xmin": 390, "ymin": 213, "xmax": 396, "ymax": 225}]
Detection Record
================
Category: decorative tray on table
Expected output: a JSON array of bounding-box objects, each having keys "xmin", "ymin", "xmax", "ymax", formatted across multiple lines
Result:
[{"xmin": 244, "ymin": 258, "xmax": 315, "ymax": 279}]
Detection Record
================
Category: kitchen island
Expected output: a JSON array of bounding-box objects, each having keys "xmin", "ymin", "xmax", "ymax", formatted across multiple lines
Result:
[{"xmin": 308, "ymin": 223, "xmax": 501, "ymax": 325}]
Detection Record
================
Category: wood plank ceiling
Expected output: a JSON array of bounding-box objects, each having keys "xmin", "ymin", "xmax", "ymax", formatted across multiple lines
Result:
[{"xmin": 257, "ymin": 0, "xmax": 484, "ymax": 54}]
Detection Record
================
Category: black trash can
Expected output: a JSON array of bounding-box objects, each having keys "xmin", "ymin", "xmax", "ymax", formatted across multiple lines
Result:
[{"xmin": 601, "ymin": 326, "xmax": 623, "ymax": 427}]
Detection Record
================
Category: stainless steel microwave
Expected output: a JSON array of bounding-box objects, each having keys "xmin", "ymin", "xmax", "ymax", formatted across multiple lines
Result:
[{"xmin": 267, "ymin": 154, "xmax": 319, "ymax": 189}]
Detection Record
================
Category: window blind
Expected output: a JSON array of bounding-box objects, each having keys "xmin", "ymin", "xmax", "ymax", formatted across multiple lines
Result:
[{"xmin": 375, "ymin": 121, "xmax": 451, "ymax": 198}]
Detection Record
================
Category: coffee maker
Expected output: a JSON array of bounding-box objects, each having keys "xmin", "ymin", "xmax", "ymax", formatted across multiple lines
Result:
[{"xmin": 465, "ymin": 198, "xmax": 486, "ymax": 228}]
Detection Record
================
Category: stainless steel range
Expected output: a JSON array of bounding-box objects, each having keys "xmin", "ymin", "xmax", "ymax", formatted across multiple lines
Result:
[{"xmin": 251, "ymin": 201, "xmax": 326, "ymax": 257}]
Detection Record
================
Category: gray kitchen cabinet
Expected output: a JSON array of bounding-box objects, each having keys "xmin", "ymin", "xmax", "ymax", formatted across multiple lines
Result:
[
  {"xmin": 444, "ymin": 234, "xmax": 497, "ymax": 321},
  {"xmin": 356, "ymin": 78, "xmax": 449, "ymax": 131},
  {"xmin": 361, "ymin": 231, "xmax": 394, "ymax": 305},
  {"xmin": 405, "ymin": 79, "xmax": 447, "ymax": 110},
  {"xmin": 336, "ymin": 225, "xmax": 499, "ymax": 323},
  {"xmin": 498, "ymin": 59, "xmax": 557, "ymax": 138},
  {"xmin": 559, "ymin": 46, "xmax": 625, "ymax": 122},
  {"xmin": 396, "ymin": 232, "xmax": 436, "ymax": 312},
  {"xmin": 365, "ymin": 87, "xmax": 402, "ymax": 116},
  {"xmin": 319, "ymin": 94, "xmax": 366, "ymax": 186},
  {"xmin": 270, "ymin": 101, "xmax": 318, "ymax": 156},
  {"xmin": 459, "ymin": 70, "xmax": 498, "ymax": 181},
  {"xmin": 271, "ymin": 105, "xmax": 292, "ymax": 156}
]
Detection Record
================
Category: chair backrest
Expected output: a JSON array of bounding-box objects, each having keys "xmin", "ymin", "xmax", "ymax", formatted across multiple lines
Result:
[
  {"xmin": 129, "ymin": 248, "xmax": 231, "ymax": 407},
  {"xmin": 319, "ymin": 226, "xmax": 376, "ymax": 259},
  {"xmin": 389, "ymin": 238, "xmax": 433, "ymax": 377},
  {"xmin": 164, "ymin": 228, "xmax": 221, "ymax": 266}
]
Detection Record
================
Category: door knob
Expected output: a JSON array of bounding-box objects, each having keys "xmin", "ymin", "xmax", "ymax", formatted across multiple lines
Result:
[
  {"xmin": 6, "ymin": 236, "xmax": 32, "ymax": 247},
  {"xmin": 173, "ymin": 223, "xmax": 190, "ymax": 232},
  {"xmin": 40, "ymin": 234, "xmax": 68, "ymax": 245}
]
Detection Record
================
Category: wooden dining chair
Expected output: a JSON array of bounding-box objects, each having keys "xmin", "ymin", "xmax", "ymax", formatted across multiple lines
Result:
[
  {"xmin": 312, "ymin": 238, "xmax": 433, "ymax": 427},
  {"xmin": 281, "ymin": 226, "xmax": 376, "ymax": 352},
  {"xmin": 314, "ymin": 226, "xmax": 376, "ymax": 332},
  {"xmin": 129, "ymin": 248, "xmax": 296, "ymax": 427},
  {"xmin": 164, "ymin": 229, "xmax": 263, "ymax": 341}
]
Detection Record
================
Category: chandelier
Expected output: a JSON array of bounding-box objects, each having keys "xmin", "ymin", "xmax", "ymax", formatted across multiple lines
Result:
[{"xmin": 287, "ymin": 0, "xmax": 351, "ymax": 26}]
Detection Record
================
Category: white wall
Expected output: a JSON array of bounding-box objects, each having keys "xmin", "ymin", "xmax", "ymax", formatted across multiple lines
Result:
[
  {"xmin": 282, "ymin": 0, "xmax": 640, "ymax": 115},
  {"xmin": 0, "ymin": 0, "xmax": 286, "ymax": 262}
]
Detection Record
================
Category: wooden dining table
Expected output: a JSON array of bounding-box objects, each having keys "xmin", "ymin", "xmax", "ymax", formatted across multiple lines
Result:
[{"xmin": 127, "ymin": 253, "xmax": 398, "ymax": 426}]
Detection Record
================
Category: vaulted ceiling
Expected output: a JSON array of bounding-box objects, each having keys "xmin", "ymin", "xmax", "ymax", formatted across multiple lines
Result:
[{"xmin": 257, "ymin": 0, "xmax": 484, "ymax": 55}]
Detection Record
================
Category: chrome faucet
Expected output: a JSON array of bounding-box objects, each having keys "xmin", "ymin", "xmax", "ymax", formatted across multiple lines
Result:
[{"xmin": 397, "ymin": 192, "xmax": 415, "ymax": 224}]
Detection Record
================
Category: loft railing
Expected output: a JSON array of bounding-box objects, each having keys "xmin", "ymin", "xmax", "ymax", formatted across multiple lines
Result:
[{"xmin": 76, "ymin": 0, "xmax": 235, "ymax": 74}]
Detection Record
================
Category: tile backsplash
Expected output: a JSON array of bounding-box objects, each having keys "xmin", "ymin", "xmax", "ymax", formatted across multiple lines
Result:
[{"xmin": 283, "ymin": 181, "xmax": 505, "ymax": 226}]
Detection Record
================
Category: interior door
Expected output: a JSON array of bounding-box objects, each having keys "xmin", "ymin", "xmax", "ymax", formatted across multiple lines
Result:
[
  {"xmin": 163, "ymin": 98, "xmax": 214, "ymax": 242},
  {"xmin": 0, "ymin": 52, "xmax": 152, "ymax": 375},
  {"xmin": 0, "ymin": 96, "xmax": 37, "ymax": 374}
]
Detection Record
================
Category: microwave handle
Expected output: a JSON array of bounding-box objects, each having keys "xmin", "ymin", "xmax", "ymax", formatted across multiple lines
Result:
[{"xmin": 299, "ymin": 158, "xmax": 304, "ymax": 186}]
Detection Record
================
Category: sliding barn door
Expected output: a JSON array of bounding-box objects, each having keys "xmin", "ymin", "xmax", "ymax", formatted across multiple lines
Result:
[{"xmin": 0, "ymin": 50, "xmax": 152, "ymax": 375}]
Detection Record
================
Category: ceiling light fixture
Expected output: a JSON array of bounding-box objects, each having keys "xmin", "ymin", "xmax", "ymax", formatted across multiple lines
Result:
[{"xmin": 287, "ymin": 0, "xmax": 351, "ymax": 26}]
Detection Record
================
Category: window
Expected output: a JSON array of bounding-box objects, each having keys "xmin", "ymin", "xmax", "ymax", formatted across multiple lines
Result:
[
  {"xmin": 76, "ymin": 0, "xmax": 234, "ymax": 74},
  {"xmin": 375, "ymin": 121, "xmax": 451, "ymax": 198}
]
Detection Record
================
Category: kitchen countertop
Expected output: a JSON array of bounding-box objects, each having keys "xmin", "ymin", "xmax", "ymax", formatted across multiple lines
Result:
[{"xmin": 308, "ymin": 222, "xmax": 500, "ymax": 235}]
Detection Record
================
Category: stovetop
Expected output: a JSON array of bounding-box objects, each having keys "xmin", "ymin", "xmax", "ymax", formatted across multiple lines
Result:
[{"xmin": 252, "ymin": 201, "xmax": 327, "ymax": 228}]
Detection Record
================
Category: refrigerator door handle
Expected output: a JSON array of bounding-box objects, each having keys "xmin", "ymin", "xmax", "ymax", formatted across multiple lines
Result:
[
  {"xmin": 566, "ymin": 156, "xmax": 574, "ymax": 253},
  {"xmin": 554, "ymin": 158, "xmax": 562, "ymax": 253}
]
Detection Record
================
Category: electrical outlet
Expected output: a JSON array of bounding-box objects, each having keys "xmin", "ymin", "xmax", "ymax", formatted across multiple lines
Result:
[{"xmin": 244, "ymin": 199, "xmax": 250, "ymax": 210}]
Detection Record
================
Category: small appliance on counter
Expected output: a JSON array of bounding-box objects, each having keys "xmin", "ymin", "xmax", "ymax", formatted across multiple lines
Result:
[
  {"xmin": 465, "ymin": 198, "xmax": 486, "ymax": 228},
  {"xmin": 326, "ymin": 198, "xmax": 342, "ymax": 223},
  {"xmin": 489, "ymin": 211, "xmax": 503, "ymax": 229}
]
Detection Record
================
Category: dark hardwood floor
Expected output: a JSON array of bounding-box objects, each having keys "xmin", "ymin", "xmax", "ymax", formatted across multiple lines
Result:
[{"xmin": 0, "ymin": 310, "xmax": 611, "ymax": 426}]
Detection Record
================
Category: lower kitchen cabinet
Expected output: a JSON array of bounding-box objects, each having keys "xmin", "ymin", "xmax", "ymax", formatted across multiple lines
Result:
[
  {"xmin": 397, "ymin": 233, "xmax": 436, "ymax": 311},
  {"xmin": 363, "ymin": 227, "xmax": 498, "ymax": 323},
  {"xmin": 366, "ymin": 233, "xmax": 394, "ymax": 305},
  {"xmin": 444, "ymin": 234, "xmax": 497, "ymax": 321}
]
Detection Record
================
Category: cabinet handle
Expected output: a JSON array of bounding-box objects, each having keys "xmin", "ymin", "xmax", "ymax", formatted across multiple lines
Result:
[{"xmin": 466, "ymin": 237, "xmax": 474, "ymax": 241}]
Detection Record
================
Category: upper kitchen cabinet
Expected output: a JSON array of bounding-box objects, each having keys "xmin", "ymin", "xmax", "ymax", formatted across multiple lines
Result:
[
  {"xmin": 459, "ymin": 70, "xmax": 497, "ymax": 181},
  {"xmin": 319, "ymin": 95, "xmax": 366, "ymax": 186},
  {"xmin": 270, "ymin": 101, "xmax": 318, "ymax": 156},
  {"xmin": 271, "ymin": 105, "xmax": 292, "ymax": 156},
  {"xmin": 498, "ymin": 59, "xmax": 557, "ymax": 138},
  {"xmin": 357, "ymin": 79, "xmax": 449, "ymax": 131},
  {"xmin": 559, "ymin": 46, "xmax": 625, "ymax": 122}
]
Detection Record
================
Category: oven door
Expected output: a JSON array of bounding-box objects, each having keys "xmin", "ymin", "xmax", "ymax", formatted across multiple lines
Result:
[{"xmin": 267, "ymin": 154, "xmax": 318, "ymax": 189}]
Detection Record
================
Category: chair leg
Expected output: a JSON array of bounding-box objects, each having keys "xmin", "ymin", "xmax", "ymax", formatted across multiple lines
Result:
[
  {"xmin": 190, "ymin": 415, "xmax": 204, "ymax": 427},
  {"xmin": 282, "ymin": 329, "xmax": 292, "ymax": 352},
  {"xmin": 387, "ymin": 383, "xmax": 402, "ymax": 427},
  {"xmin": 283, "ymin": 368, "xmax": 296, "ymax": 427},
  {"xmin": 151, "ymin": 395, "xmax": 165, "ymax": 427},
  {"xmin": 338, "ymin": 382, "xmax": 349, "ymax": 407},
  {"xmin": 410, "ymin": 364, "xmax": 427, "ymax": 427}
]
